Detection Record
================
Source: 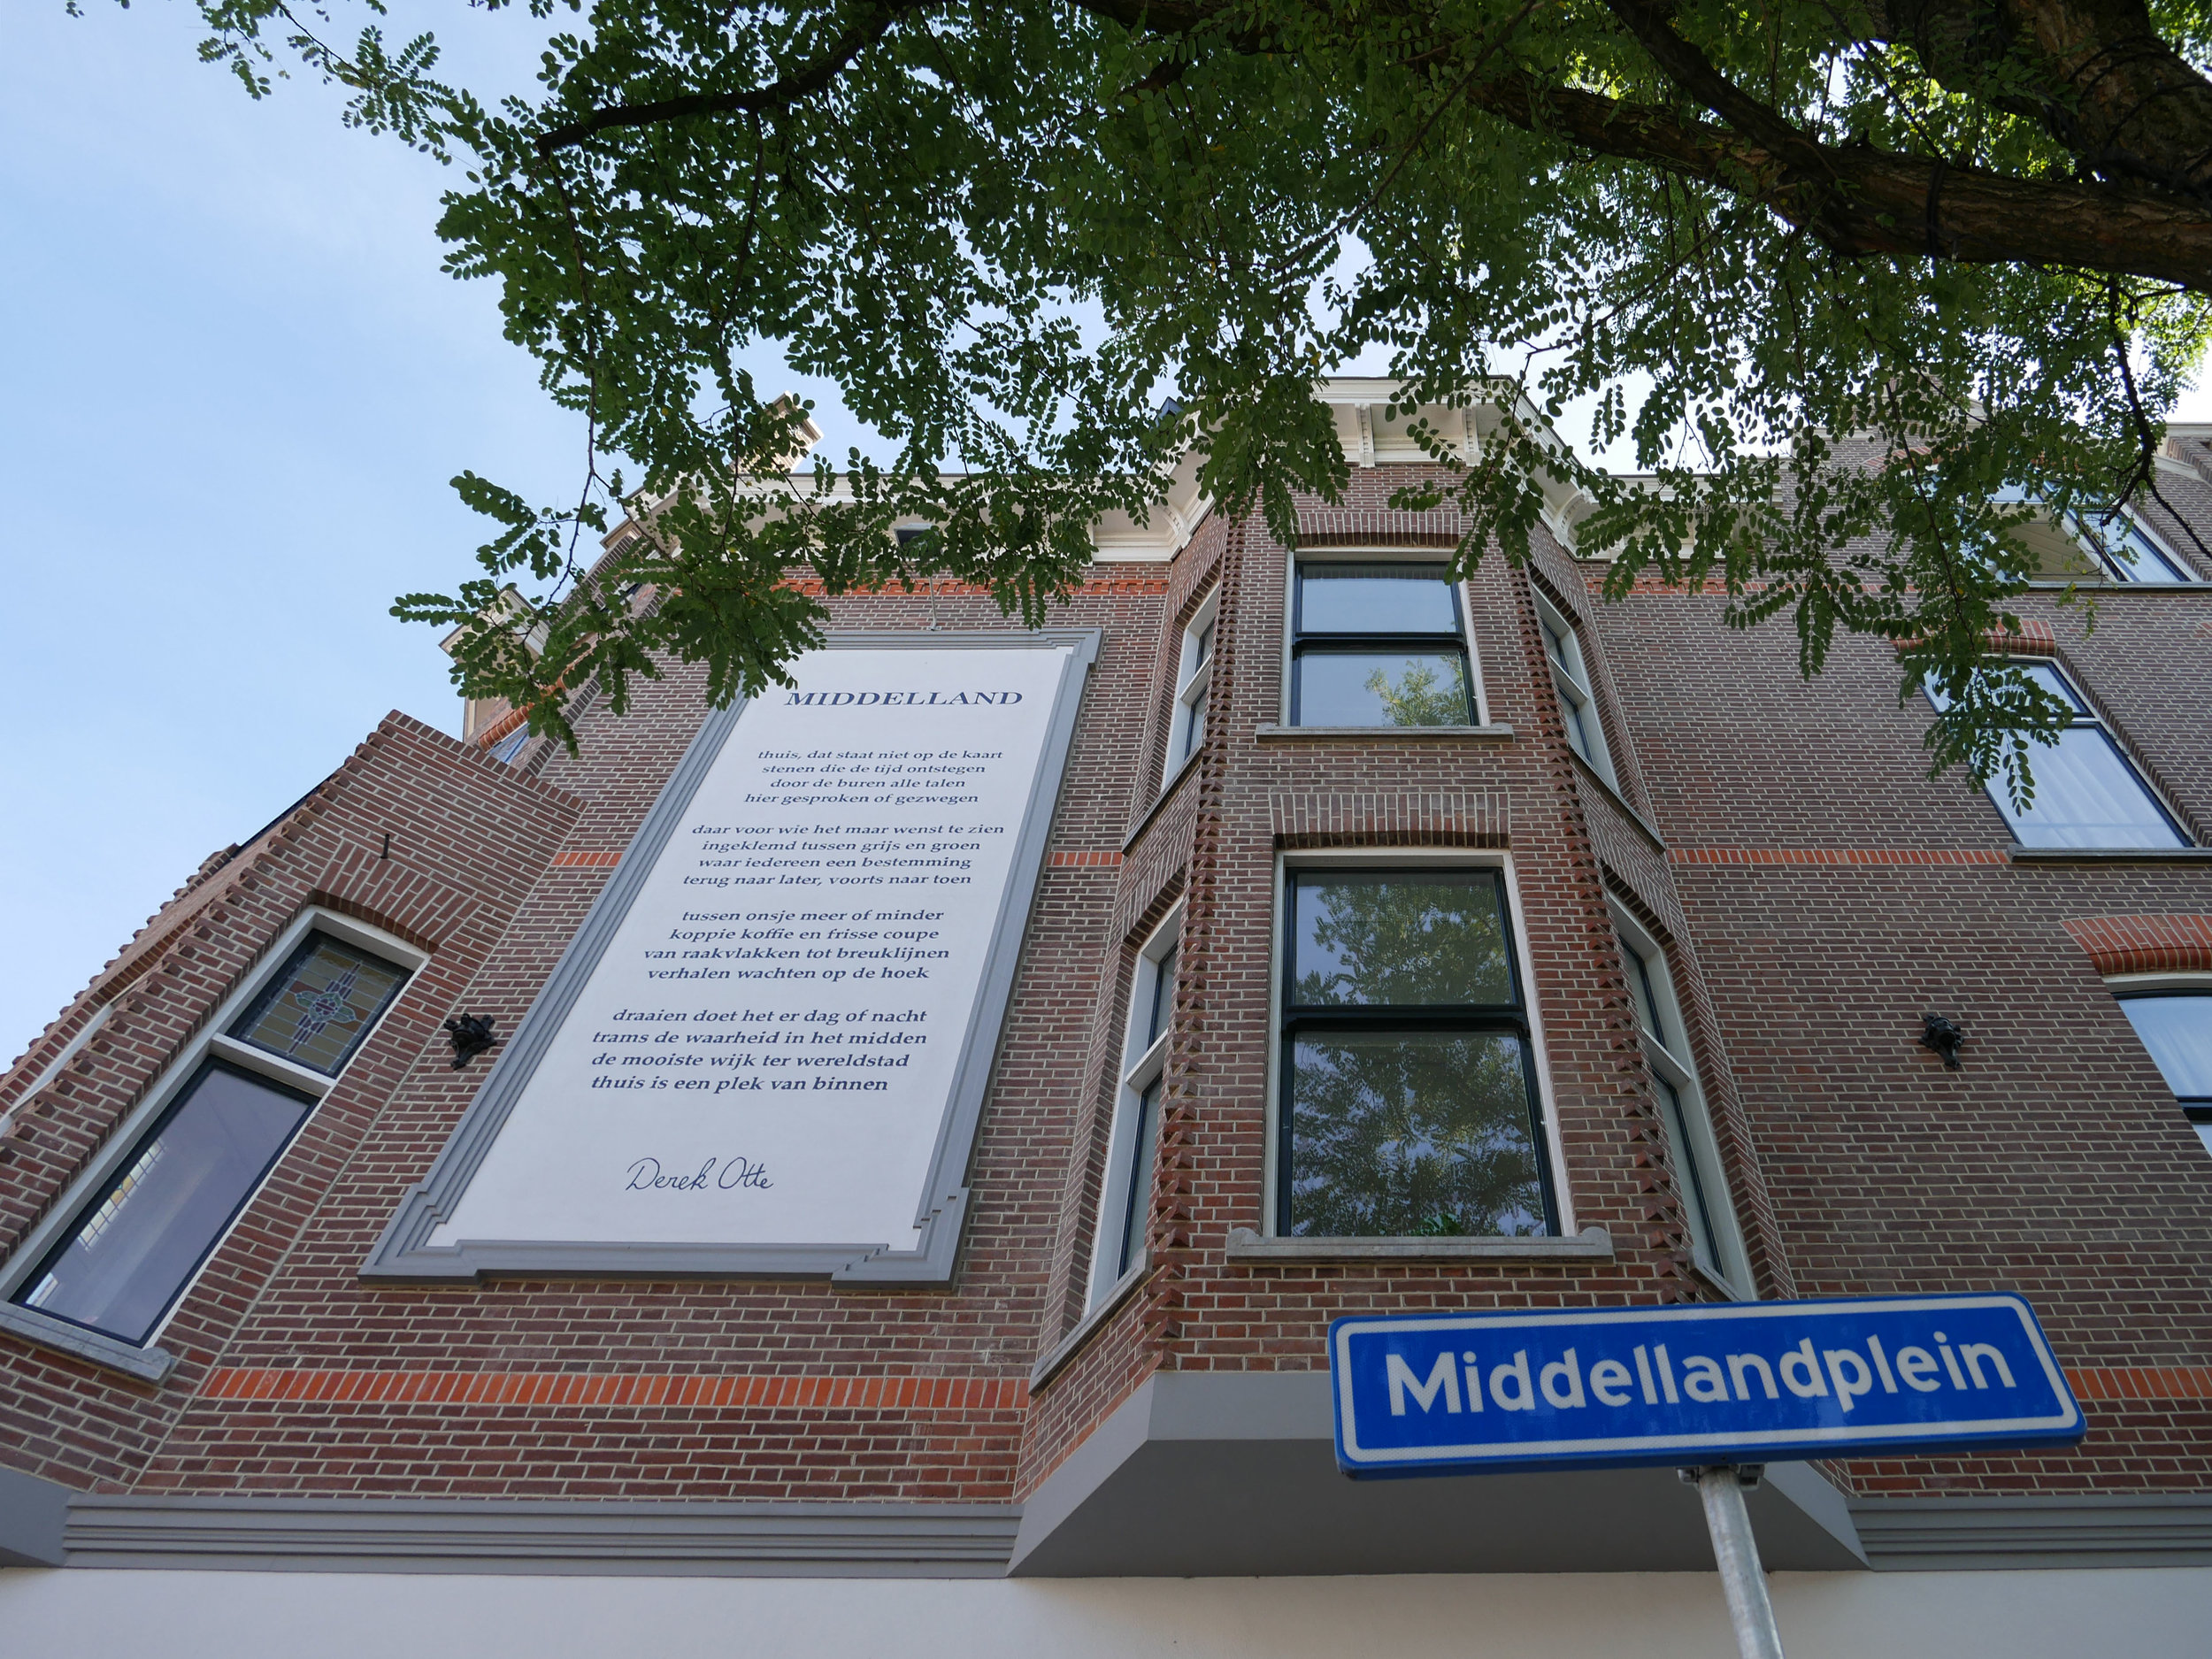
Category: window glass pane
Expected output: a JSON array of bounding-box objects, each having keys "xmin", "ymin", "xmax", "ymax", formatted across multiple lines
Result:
[
  {"xmin": 1193, "ymin": 619, "xmax": 1215, "ymax": 668},
  {"xmin": 1181, "ymin": 686, "xmax": 1207, "ymax": 761},
  {"xmin": 1555, "ymin": 670, "xmax": 1593, "ymax": 760},
  {"xmin": 1145, "ymin": 944, "xmax": 1179, "ymax": 1048},
  {"xmin": 1994, "ymin": 727, "xmax": 2185, "ymax": 849},
  {"xmin": 2086, "ymin": 517, "xmax": 2189, "ymax": 582},
  {"xmin": 1286, "ymin": 1031, "xmax": 1546, "ymax": 1237},
  {"xmin": 1925, "ymin": 664, "xmax": 2083, "ymax": 717},
  {"xmin": 2018, "ymin": 663, "xmax": 2085, "ymax": 712},
  {"xmin": 2120, "ymin": 995, "xmax": 2212, "ymax": 1101},
  {"xmin": 488, "ymin": 727, "xmax": 530, "ymax": 764},
  {"xmin": 1541, "ymin": 618, "xmax": 1573, "ymax": 672},
  {"xmin": 1295, "ymin": 652, "xmax": 1470, "ymax": 726},
  {"xmin": 1298, "ymin": 565, "xmax": 1458, "ymax": 634},
  {"xmin": 1117, "ymin": 1079, "xmax": 1163, "ymax": 1277},
  {"xmin": 16, "ymin": 1064, "xmax": 314, "ymax": 1344},
  {"xmin": 1620, "ymin": 936, "xmax": 1663, "ymax": 1039},
  {"xmin": 230, "ymin": 933, "xmax": 409, "ymax": 1075},
  {"xmin": 1292, "ymin": 872, "xmax": 1514, "ymax": 1007},
  {"xmin": 1655, "ymin": 1075, "xmax": 1720, "ymax": 1275}
]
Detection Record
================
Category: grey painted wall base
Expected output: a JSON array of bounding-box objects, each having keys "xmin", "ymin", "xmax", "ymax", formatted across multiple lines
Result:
[
  {"xmin": 11, "ymin": 1479, "xmax": 2208, "ymax": 1577},
  {"xmin": 1008, "ymin": 1371, "xmax": 1869, "ymax": 1577},
  {"xmin": 1851, "ymin": 1494, "xmax": 2212, "ymax": 1570},
  {"xmin": 0, "ymin": 1465, "xmax": 69, "ymax": 1567},
  {"xmin": 59, "ymin": 1496, "xmax": 1018, "ymax": 1576}
]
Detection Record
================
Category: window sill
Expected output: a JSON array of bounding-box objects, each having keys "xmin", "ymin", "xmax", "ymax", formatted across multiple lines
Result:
[
  {"xmin": 1029, "ymin": 1251, "xmax": 1152, "ymax": 1392},
  {"xmin": 2023, "ymin": 580, "xmax": 2212, "ymax": 591},
  {"xmin": 0, "ymin": 1301, "xmax": 174, "ymax": 1383},
  {"xmin": 1255, "ymin": 723, "xmax": 1515, "ymax": 743},
  {"xmin": 1225, "ymin": 1225, "xmax": 1614, "ymax": 1263},
  {"xmin": 2008, "ymin": 846, "xmax": 2212, "ymax": 864}
]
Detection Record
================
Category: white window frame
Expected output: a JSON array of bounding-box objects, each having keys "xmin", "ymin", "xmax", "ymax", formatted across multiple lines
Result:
[
  {"xmin": 1278, "ymin": 550, "xmax": 1491, "ymax": 727},
  {"xmin": 1610, "ymin": 903, "xmax": 1751, "ymax": 1296},
  {"xmin": 1087, "ymin": 905, "xmax": 1182, "ymax": 1308},
  {"xmin": 1534, "ymin": 591, "xmax": 1616, "ymax": 787},
  {"xmin": 1164, "ymin": 588, "xmax": 1218, "ymax": 785},
  {"xmin": 2105, "ymin": 970, "xmax": 2212, "ymax": 1155},
  {"xmin": 1262, "ymin": 849, "xmax": 1571, "ymax": 1240},
  {"xmin": 0, "ymin": 907, "xmax": 427, "ymax": 1352}
]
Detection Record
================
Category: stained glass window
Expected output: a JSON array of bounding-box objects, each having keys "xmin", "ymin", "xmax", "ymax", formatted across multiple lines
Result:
[{"xmin": 228, "ymin": 931, "xmax": 410, "ymax": 1075}]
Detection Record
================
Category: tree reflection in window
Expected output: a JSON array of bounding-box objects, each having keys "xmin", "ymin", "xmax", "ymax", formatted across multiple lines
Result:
[{"xmin": 1281, "ymin": 871, "xmax": 1554, "ymax": 1238}]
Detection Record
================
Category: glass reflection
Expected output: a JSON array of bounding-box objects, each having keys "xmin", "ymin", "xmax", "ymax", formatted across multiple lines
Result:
[
  {"xmin": 1296, "ymin": 653, "xmax": 1471, "ymax": 726},
  {"xmin": 18, "ymin": 1064, "xmax": 315, "ymax": 1344},
  {"xmin": 1293, "ymin": 872, "xmax": 1513, "ymax": 1008},
  {"xmin": 1287, "ymin": 1031, "xmax": 1545, "ymax": 1236},
  {"xmin": 1297, "ymin": 565, "xmax": 1458, "ymax": 634}
]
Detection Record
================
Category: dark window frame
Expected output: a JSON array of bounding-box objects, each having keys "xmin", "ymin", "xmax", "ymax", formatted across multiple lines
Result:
[
  {"xmin": 1289, "ymin": 561, "xmax": 1475, "ymax": 727},
  {"xmin": 1275, "ymin": 865, "xmax": 1559, "ymax": 1238},
  {"xmin": 1925, "ymin": 657, "xmax": 2191, "ymax": 850},
  {"xmin": 4, "ymin": 917, "xmax": 415, "ymax": 1353},
  {"xmin": 13, "ymin": 1058, "xmax": 319, "ymax": 1347}
]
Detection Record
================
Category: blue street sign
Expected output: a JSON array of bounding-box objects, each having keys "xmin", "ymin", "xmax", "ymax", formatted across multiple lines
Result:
[{"xmin": 1330, "ymin": 1294, "xmax": 2084, "ymax": 1477}]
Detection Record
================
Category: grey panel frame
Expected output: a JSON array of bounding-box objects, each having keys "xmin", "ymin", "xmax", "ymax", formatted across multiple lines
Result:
[
  {"xmin": 362, "ymin": 629, "xmax": 1100, "ymax": 1286},
  {"xmin": 61, "ymin": 1494, "xmax": 1019, "ymax": 1577}
]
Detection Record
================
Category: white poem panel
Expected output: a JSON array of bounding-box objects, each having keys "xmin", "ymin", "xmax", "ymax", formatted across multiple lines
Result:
[{"xmin": 432, "ymin": 645, "xmax": 1072, "ymax": 1248}]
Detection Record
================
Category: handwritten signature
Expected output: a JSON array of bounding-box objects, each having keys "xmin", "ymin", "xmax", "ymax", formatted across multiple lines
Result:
[{"xmin": 625, "ymin": 1156, "xmax": 773, "ymax": 1193}]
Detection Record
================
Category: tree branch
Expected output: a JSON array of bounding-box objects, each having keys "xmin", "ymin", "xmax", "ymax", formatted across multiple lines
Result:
[
  {"xmin": 534, "ymin": 0, "xmax": 925, "ymax": 156},
  {"xmin": 1468, "ymin": 74, "xmax": 2212, "ymax": 288}
]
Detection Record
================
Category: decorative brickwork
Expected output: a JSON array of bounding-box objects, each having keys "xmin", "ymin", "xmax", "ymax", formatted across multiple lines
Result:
[{"xmin": 2062, "ymin": 913, "xmax": 2212, "ymax": 975}]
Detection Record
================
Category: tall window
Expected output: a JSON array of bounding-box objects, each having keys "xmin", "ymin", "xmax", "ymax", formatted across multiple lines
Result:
[
  {"xmin": 1614, "ymin": 914, "xmax": 1747, "ymax": 1291},
  {"xmin": 1291, "ymin": 563, "xmax": 1473, "ymax": 727},
  {"xmin": 1090, "ymin": 919, "xmax": 1178, "ymax": 1305},
  {"xmin": 2116, "ymin": 990, "xmax": 2212, "ymax": 1153},
  {"xmin": 1927, "ymin": 662, "xmax": 2187, "ymax": 849},
  {"xmin": 2071, "ymin": 512, "xmax": 2193, "ymax": 583},
  {"xmin": 1279, "ymin": 867, "xmax": 1554, "ymax": 1238},
  {"xmin": 9, "ymin": 927, "xmax": 412, "ymax": 1348},
  {"xmin": 1535, "ymin": 594, "xmax": 1614, "ymax": 786},
  {"xmin": 1165, "ymin": 592, "xmax": 1217, "ymax": 780}
]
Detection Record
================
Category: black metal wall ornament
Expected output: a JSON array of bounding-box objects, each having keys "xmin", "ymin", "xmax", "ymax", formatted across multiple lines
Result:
[
  {"xmin": 1920, "ymin": 1014, "xmax": 1965, "ymax": 1070},
  {"xmin": 444, "ymin": 1015, "xmax": 496, "ymax": 1069}
]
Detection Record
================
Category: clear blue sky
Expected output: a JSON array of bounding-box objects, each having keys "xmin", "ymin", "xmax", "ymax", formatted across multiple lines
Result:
[
  {"xmin": 0, "ymin": 0, "xmax": 870, "ymax": 1057},
  {"xmin": 2, "ymin": 4, "xmax": 2206, "ymax": 1058}
]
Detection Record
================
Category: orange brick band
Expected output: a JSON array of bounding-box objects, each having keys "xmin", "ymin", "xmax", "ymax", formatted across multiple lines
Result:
[
  {"xmin": 1048, "ymin": 849, "xmax": 1123, "ymax": 867},
  {"xmin": 1892, "ymin": 620, "xmax": 2060, "ymax": 656},
  {"xmin": 473, "ymin": 708, "xmax": 529, "ymax": 749},
  {"xmin": 1670, "ymin": 847, "xmax": 2011, "ymax": 867},
  {"xmin": 196, "ymin": 1365, "xmax": 2205, "ymax": 1410},
  {"xmin": 2062, "ymin": 914, "xmax": 2212, "ymax": 977},
  {"xmin": 780, "ymin": 575, "xmax": 1171, "ymax": 597},
  {"xmin": 2069, "ymin": 1366, "xmax": 2212, "ymax": 1403},
  {"xmin": 549, "ymin": 849, "xmax": 624, "ymax": 869},
  {"xmin": 199, "ymin": 1368, "xmax": 1032, "ymax": 1411}
]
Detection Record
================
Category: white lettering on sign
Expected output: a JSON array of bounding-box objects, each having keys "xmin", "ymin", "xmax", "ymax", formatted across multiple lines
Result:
[{"xmin": 427, "ymin": 645, "xmax": 1072, "ymax": 1251}]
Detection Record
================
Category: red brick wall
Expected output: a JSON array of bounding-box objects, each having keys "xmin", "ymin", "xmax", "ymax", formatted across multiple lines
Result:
[{"xmin": 4, "ymin": 472, "xmax": 2208, "ymax": 1510}]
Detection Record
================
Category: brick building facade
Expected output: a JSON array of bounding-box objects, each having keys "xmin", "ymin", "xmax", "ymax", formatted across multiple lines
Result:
[{"xmin": 3, "ymin": 383, "xmax": 2208, "ymax": 1655}]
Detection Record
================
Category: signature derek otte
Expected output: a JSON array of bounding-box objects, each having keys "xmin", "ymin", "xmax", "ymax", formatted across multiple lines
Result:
[{"xmin": 625, "ymin": 1156, "xmax": 774, "ymax": 1193}]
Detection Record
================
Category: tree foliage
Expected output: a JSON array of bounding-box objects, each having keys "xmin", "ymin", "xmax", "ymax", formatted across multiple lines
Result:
[{"xmin": 150, "ymin": 0, "xmax": 2212, "ymax": 792}]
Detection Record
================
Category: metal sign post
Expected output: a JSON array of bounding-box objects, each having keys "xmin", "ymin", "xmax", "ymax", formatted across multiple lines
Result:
[
  {"xmin": 1685, "ymin": 1464, "xmax": 1785, "ymax": 1659},
  {"xmin": 1327, "ymin": 1294, "xmax": 2085, "ymax": 1659}
]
